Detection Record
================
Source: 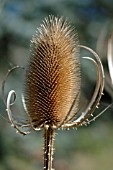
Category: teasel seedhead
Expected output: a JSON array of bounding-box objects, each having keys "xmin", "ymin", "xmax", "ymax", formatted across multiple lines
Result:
[
  {"xmin": 24, "ymin": 16, "xmax": 80, "ymax": 128},
  {"xmin": 2, "ymin": 15, "xmax": 106, "ymax": 170},
  {"xmin": 2, "ymin": 15, "xmax": 105, "ymax": 134}
]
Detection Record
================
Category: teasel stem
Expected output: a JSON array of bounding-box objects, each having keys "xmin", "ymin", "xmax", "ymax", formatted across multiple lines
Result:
[{"xmin": 44, "ymin": 125, "xmax": 55, "ymax": 170}]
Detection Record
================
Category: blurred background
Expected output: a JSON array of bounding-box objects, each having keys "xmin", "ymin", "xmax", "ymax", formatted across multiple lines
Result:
[{"xmin": 0, "ymin": 0, "xmax": 113, "ymax": 170}]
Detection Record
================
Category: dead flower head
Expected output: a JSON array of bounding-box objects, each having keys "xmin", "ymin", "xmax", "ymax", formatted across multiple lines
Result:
[
  {"xmin": 2, "ymin": 15, "xmax": 105, "ymax": 135},
  {"xmin": 1, "ymin": 15, "xmax": 106, "ymax": 170}
]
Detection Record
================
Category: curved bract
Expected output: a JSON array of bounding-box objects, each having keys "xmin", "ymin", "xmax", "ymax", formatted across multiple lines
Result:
[
  {"xmin": 62, "ymin": 45, "xmax": 105, "ymax": 128},
  {"xmin": 4, "ymin": 45, "xmax": 105, "ymax": 132}
]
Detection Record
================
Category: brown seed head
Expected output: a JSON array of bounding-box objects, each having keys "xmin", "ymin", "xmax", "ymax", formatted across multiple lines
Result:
[{"xmin": 24, "ymin": 16, "xmax": 81, "ymax": 128}]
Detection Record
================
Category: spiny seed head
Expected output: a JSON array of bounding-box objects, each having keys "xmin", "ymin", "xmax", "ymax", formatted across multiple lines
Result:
[{"xmin": 24, "ymin": 15, "xmax": 81, "ymax": 128}]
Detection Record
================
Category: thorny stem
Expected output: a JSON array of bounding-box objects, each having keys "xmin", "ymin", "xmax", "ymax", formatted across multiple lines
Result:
[{"xmin": 44, "ymin": 125, "xmax": 55, "ymax": 170}]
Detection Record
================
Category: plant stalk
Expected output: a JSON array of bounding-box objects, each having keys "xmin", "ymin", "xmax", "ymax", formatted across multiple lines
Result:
[{"xmin": 44, "ymin": 126, "xmax": 55, "ymax": 170}]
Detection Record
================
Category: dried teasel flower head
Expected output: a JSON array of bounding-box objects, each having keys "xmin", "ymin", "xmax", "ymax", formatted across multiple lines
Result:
[
  {"xmin": 24, "ymin": 16, "xmax": 81, "ymax": 128},
  {"xmin": 2, "ymin": 15, "xmax": 105, "ymax": 135},
  {"xmin": 2, "ymin": 15, "xmax": 105, "ymax": 170}
]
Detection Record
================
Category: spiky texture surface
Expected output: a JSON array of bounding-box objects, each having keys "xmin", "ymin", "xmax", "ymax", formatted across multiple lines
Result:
[{"xmin": 24, "ymin": 16, "xmax": 81, "ymax": 128}]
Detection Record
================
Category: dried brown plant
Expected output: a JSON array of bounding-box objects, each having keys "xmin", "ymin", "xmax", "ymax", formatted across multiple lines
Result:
[{"xmin": 2, "ymin": 16, "xmax": 105, "ymax": 170}]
